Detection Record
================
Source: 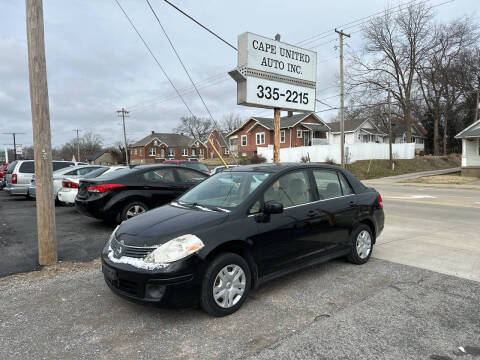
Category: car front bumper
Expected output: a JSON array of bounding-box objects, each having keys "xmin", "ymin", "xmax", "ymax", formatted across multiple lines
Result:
[{"xmin": 101, "ymin": 251, "xmax": 204, "ymax": 308}]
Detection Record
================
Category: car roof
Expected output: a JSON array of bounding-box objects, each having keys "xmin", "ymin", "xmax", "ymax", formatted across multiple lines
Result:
[{"xmin": 228, "ymin": 163, "xmax": 343, "ymax": 173}]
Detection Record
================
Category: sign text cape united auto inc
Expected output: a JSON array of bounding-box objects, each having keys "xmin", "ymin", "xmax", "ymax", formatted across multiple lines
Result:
[{"xmin": 230, "ymin": 32, "xmax": 317, "ymax": 112}]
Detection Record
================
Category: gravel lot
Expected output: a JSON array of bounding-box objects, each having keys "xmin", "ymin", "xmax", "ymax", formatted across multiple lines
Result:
[{"xmin": 0, "ymin": 191, "xmax": 113, "ymax": 277}]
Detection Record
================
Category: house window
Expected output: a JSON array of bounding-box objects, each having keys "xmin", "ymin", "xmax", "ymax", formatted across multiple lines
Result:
[
  {"xmin": 256, "ymin": 132, "xmax": 265, "ymax": 145},
  {"xmin": 192, "ymin": 148, "xmax": 196, "ymax": 156},
  {"xmin": 280, "ymin": 130, "xmax": 285, "ymax": 143},
  {"xmin": 168, "ymin": 148, "xmax": 174, "ymax": 157},
  {"xmin": 182, "ymin": 148, "xmax": 188, "ymax": 156},
  {"xmin": 224, "ymin": 147, "xmax": 229, "ymax": 155},
  {"xmin": 241, "ymin": 135, "xmax": 247, "ymax": 146},
  {"xmin": 149, "ymin": 148, "xmax": 156, "ymax": 156},
  {"xmin": 199, "ymin": 148, "xmax": 203, "ymax": 155},
  {"xmin": 134, "ymin": 149, "xmax": 138, "ymax": 155},
  {"xmin": 154, "ymin": 140, "xmax": 158, "ymax": 146},
  {"xmin": 297, "ymin": 130, "xmax": 302, "ymax": 138}
]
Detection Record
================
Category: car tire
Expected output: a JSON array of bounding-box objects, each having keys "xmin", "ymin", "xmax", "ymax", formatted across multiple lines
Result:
[
  {"xmin": 200, "ymin": 252, "xmax": 251, "ymax": 317},
  {"xmin": 120, "ymin": 201, "xmax": 149, "ymax": 222},
  {"xmin": 347, "ymin": 224, "xmax": 374, "ymax": 265}
]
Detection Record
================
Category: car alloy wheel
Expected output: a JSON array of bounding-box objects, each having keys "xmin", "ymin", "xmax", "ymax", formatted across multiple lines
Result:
[
  {"xmin": 356, "ymin": 230, "xmax": 372, "ymax": 259},
  {"xmin": 126, "ymin": 205, "xmax": 146, "ymax": 219},
  {"xmin": 213, "ymin": 264, "xmax": 246, "ymax": 308}
]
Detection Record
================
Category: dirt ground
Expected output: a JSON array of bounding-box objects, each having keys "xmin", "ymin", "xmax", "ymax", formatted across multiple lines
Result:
[{"xmin": 408, "ymin": 172, "xmax": 479, "ymax": 184}]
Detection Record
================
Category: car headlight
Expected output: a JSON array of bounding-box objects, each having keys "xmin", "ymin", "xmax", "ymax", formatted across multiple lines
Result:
[
  {"xmin": 105, "ymin": 225, "xmax": 119, "ymax": 250},
  {"xmin": 144, "ymin": 234, "xmax": 204, "ymax": 264}
]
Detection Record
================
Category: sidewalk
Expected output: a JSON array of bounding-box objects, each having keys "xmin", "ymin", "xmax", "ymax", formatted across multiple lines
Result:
[{"xmin": 364, "ymin": 167, "xmax": 461, "ymax": 184}]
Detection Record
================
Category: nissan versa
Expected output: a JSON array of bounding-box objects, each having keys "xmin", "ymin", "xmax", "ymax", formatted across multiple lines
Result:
[{"xmin": 102, "ymin": 164, "xmax": 384, "ymax": 316}]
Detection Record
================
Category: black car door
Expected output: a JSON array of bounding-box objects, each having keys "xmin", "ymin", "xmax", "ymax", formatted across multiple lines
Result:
[
  {"xmin": 140, "ymin": 168, "xmax": 180, "ymax": 206},
  {"xmin": 310, "ymin": 169, "xmax": 358, "ymax": 251},
  {"xmin": 250, "ymin": 170, "xmax": 332, "ymax": 277}
]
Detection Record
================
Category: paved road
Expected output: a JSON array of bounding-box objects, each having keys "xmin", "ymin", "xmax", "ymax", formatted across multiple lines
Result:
[{"xmin": 0, "ymin": 191, "xmax": 113, "ymax": 277}]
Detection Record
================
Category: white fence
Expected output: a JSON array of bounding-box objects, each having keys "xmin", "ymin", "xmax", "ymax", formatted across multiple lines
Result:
[{"xmin": 257, "ymin": 143, "xmax": 415, "ymax": 164}]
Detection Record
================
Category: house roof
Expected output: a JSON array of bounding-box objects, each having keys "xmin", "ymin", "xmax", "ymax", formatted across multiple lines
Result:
[
  {"xmin": 329, "ymin": 118, "xmax": 386, "ymax": 135},
  {"xmin": 455, "ymin": 119, "xmax": 480, "ymax": 138},
  {"xmin": 245, "ymin": 112, "xmax": 329, "ymax": 132},
  {"xmin": 87, "ymin": 151, "xmax": 105, "ymax": 162},
  {"xmin": 377, "ymin": 120, "xmax": 426, "ymax": 138},
  {"xmin": 301, "ymin": 123, "xmax": 330, "ymax": 132},
  {"xmin": 130, "ymin": 132, "xmax": 196, "ymax": 148}
]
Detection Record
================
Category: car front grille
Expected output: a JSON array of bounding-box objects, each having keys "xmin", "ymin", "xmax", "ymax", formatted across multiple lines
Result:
[{"xmin": 111, "ymin": 237, "xmax": 156, "ymax": 259}]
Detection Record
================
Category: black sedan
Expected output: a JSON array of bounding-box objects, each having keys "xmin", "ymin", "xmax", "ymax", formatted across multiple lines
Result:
[
  {"xmin": 75, "ymin": 165, "xmax": 208, "ymax": 223},
  {"xmin": 101, "ymin": 164, "xmax": 384, "ymax": 316}
]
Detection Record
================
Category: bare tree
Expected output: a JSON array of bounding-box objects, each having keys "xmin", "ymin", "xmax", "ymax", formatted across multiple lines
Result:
[
  {"xmin": 221, "ymin": 113, "xmax": 243, "ymax": 133},
  {"xmin": 174, "ymin": 116, "xmax": 213, "ymax": 141},
  {"xmin": 349, "ymin": 2, "xmax": 433, "ymax": 142},
  {"xmin": 55, "ymin": 132, "xmax": 103, "ymax": 162}
]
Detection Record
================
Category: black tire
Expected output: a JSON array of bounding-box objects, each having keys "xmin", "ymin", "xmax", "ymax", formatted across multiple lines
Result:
[
  {"xmin": 120, "ymin": 200, "xmax": 148, "ymax": 222},
  {"xmin": 347, "ymin": 224, "xmax": 374, "ymax": 265},
  {"xmin": 200, "ymin": 252, "xmax": 251, "ymax": 317}
]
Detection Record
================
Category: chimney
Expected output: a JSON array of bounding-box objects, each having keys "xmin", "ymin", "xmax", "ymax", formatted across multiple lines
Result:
[
  {"xmin": 151, "ymin": 130, "xmax": 155, "ymax": 134},
  {"xmin": 288, "ymin": 111, "xmax": 293, "ymax": 117}
]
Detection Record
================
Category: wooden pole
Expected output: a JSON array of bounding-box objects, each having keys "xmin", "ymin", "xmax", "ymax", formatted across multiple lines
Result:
[
  {"xmin": 388, "ymin": 88, "xmax": 393, "ymax": 170},
  {"xmin": 335, "ymin": 29, "xmax": 350, "ymax": 168},
  {"xmin": 208, "ymin": 138, "xmax": 228, "ymax": 167},
  {"xmin": 273, "ymin": 108, "xmax": 281, "ymax": 164},
  {"xmin": 26, "ymin": 0, "xmax": 57, "ymax": 265}
]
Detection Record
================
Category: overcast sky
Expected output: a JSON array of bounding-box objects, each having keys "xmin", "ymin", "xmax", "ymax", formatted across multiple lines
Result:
[{"xmin": 0, "ymin": 0, "xmax": 477, "ymax": 148}]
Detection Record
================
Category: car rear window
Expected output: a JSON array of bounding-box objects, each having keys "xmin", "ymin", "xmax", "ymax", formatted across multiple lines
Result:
[
  {"xmin": 96, "ymin": 167, "xmax": 136, "ymax": 180},
  {"xmin": 19, "ymin": 161, "xmax": 35, "ymax": 174},
  {"xmin": 184, "ymin": 162, "xmax": 209, "ymax": 172}
]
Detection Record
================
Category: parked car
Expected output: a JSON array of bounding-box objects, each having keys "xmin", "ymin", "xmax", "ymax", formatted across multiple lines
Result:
[
  {"xmin": 0, "ymin": 163, "xmax": 9, "ymax": 190},
  {"xmin": 210, "ymin": 164, "xmax": 238, "ymax": 175},
  {"xmin": 58, "ymin": 166, "xmax": 126, "ymax": 205},
  {"xmin": 75, "ymin": 165, "xmax": 209, "ymax": 223},
  {"xmin": 162, "ymin": 160, "xmax": 210, "ymax": 175},
  {"xmin": 4, "ymin": 160, "xmax": 78, "ymax": 196},
  {"xmin": 100, "ymin": 163, "xmax": 384, "ymax": 316},
  {"xmin": 28, "ymin": 164, "xmax": 107, "ymax": 201}
]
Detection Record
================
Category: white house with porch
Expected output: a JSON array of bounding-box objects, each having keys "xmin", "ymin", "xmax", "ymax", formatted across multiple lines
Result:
[
  {"xmin": 329, "ymin": 119, "xmax": 386, "ymax": 145},
  {"xmin": 455, "ymin": 119, "xmax": 480, "ymax": 177}
]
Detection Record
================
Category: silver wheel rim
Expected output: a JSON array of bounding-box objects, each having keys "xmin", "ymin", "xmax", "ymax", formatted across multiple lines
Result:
[
  {"xmin": 213, "ymin": 264, "xmax": 246, "ymax": 308},
  {"xmin": 126, "ymin": 205, "xmax": 146, "ymax": 219},
  {"xmin": 356, "ymin": 230, "xmax": 372, "ymax": 259}
]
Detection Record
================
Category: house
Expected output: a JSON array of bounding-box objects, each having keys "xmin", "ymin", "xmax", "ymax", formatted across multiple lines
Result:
[
  {"xmin": 129, "ymin": 131, "xmax": 207, "ymax": 164},
  {"xmin": 227, "ymin": 112, "xmax": 331, "ymax": 158},
  {"xmin": 87, "ymin": 151, "xmax": 120, "ymax": 165},
  {"xmin": 389, "ymin": 122, "xmax": 426, "ymax": 154},
  {"xmin": 328, "ymin": 118, "xmax": 386, "ymax": 145},
  {"xmin": 206, "ymin": 130, "xmax": 229, "ymax": 158},
  {"xmin": 455, "ymin": 119, "xmax": 480, "ymax": 177}
]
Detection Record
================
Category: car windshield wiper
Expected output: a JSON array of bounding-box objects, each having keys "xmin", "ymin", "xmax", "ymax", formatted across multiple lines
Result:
[{"xmin": 178, "ymin": 202, "xmax": 227, "ymax": 212}]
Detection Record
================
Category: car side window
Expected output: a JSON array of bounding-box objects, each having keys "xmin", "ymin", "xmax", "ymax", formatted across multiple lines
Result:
[
  {"xmin": 176, "ymin": 168, "xmax": 207, "ymax": 183},
  {"xmin": 19, "ymin": 162, "xmax": 35, "ymax": 173},
  {"xmin": 248, "ymin": 200, "xmax": 261, "ymax": 214},
  {"xmin": 313, "ymin": 170, "xmax": 342, "ymax": 200},
  {"xmin": 143, "ymin": 168, "xmax": 176, "ymax": 183},
  {"xmin": 338, "ymin": 173, "xmax": 354, "ymax": 196},
  {"xmin": 264, "ymin": 171, "xmax": 312, "ymax": 208},
  {"xmin": 53, "ymin": 162, "xmax": 73, "ymax": 171}
]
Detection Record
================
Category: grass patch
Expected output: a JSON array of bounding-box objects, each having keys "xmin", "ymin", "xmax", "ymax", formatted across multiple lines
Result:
[
  {"xmin": 344, "ymin": 154, "xmax": 460, "ymax": 180},
  {"xmin": 408, "ymin": 173, "xmax": 479, "ymax": 184}
]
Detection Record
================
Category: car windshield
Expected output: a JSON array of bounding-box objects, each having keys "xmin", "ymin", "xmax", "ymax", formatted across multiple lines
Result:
[{"xmin": 178, "ymin": 171, "xmax": 271, "ymax": 209}]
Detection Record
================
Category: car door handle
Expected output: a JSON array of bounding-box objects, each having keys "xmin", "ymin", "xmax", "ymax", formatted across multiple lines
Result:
[
  {"xmin": 307, "ymin": 210, "xmax": 316, "ymax": 217},
  {"xmin": 349, "ymin": 201, "xmax": 357, "ymax": 207}
]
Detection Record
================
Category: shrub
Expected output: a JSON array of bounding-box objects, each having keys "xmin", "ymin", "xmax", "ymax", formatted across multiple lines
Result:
[
  {"xmin": 250, "ymin": 154, "xmax": 266, "ymax": 164},
  {"xmin": 300, "ymin": 154, "xmax": 310, "ymax": 163},
  {"xmin": 324, "ymin": 157, "xmax": 335, "ymax": 165}
]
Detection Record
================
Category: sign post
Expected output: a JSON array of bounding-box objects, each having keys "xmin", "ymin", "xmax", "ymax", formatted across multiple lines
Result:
[{"xmin": 229, "ymin": 32, "xmax": 317, "ymax": 164}]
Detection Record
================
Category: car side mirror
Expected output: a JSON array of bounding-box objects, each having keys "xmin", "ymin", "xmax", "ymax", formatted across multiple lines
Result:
[{"xmin": 264, "ymin": 200, "xmax": 283, "ymax": 215}]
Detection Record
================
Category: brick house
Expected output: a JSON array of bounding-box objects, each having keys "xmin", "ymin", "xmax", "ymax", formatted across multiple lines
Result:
[
  {"xmin": 227, "ymin": 112, "xmax": 331, "ymax": 158},
  {"xmin": 206, "ymin": 130, "xmax": 229, "ymax": 158},
  {"xmin": 129, "ymin": 131, "xmax": 207, "ymax": 164}
]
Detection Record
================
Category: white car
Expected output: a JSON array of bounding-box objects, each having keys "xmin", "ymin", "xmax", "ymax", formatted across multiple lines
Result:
[{"xmin": 57, "ymin": 166, "xmax": 126, "ymax": 205}]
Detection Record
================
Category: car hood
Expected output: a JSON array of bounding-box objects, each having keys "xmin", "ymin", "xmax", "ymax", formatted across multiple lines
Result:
[{"xmin": 115, "ymin": 203, "xmax": 229, "ymax": 247}]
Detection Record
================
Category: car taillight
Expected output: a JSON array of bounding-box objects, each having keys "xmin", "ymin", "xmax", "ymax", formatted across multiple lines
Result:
[
  {"xmin": 62, "ymin": 180, "xmax": 79, "ymax": 189},
  {"xmin": 12, "ymin": 174, "xmax": 17, "ymax": 184},
  {"xmin": 87, "ymin": 184, "xmax": 125, "ymax": 193},
  {"xmin": 378, "ymin": 193, "xmax": 383, "ymax": 209}
]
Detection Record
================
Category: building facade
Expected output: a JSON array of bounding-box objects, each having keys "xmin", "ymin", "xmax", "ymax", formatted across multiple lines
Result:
[
  {"xmin": 206, "ymin": 130, "xmax": 229, "ymax": 158},
  {"xmin": 455, "ymin": 119, "xmax": 480, "ymax": 177},
  {"xmin": 227, "ymin": 112, "xmax": 331, "ymax": 158},
  {"xmin": 329, "ymin": 119, "xmax": 387, "ymax": 145},
  {"xmin": 129, "ymin": 131, "xmax": 207, "ymax": 164}
]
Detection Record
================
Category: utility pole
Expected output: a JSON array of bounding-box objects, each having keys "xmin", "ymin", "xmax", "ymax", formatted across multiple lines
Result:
[
  {"xmin": 273, "ymin": 34, "xmax": 281, "ymax": 165},
  {"xmin": 388, "ymin": 88, "xmax": 393, "ymax": 170},
  {"xmin": 335, "ymin": 29, "xmax": 350, "ymax": 168},
  {"xmin": 117, "ymin": 108, "xmax": 130, "ymax": 165},
  {"xmin": 73, "ymin": 129, "xmax": 81, "ymax": 162},
  {"xmin": 474, "ymin": 90, "xmax": 479, "ymax": 122},
  {"xmin": 1, "ymin": 133, "xmax": 25, "ymax": 161},
  {"xmin": 26, "ymin": 0, "xmax": 57, "ymax": 265}
]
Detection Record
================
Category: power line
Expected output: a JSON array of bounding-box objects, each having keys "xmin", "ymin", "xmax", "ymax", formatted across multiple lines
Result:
[
  {"xmin": 113, "ymin": 0, "xmax": 198, "ymax": 120},
  {"xmin": 162, "ymin": 0, "xmax": 237, "ymax": 51}
]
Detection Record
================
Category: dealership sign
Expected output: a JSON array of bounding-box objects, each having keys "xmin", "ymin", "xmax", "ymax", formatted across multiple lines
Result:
[{"xmin": 229, "ymin": 32, "xmax": 316, "ymax": 112}]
